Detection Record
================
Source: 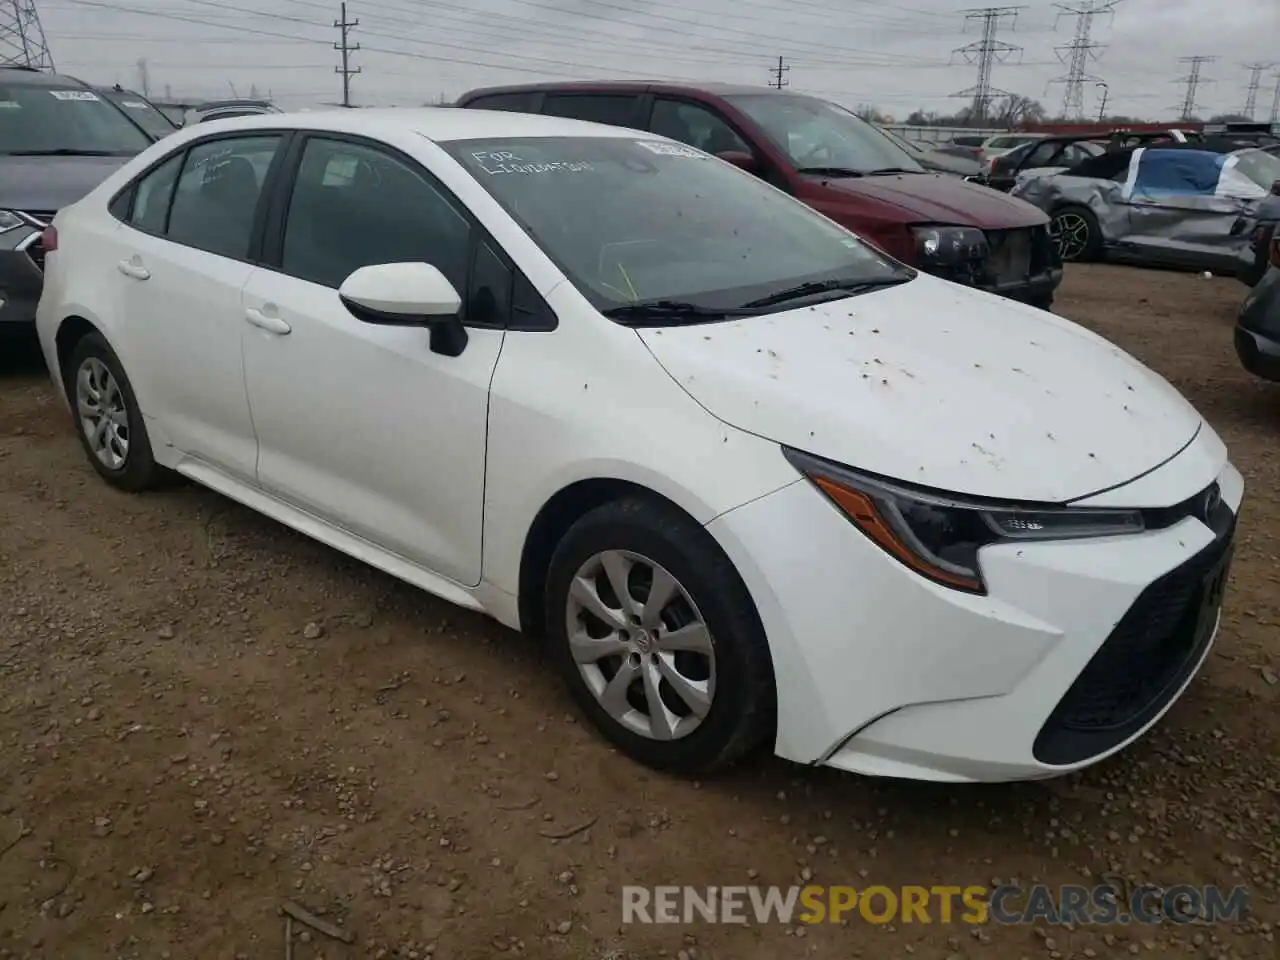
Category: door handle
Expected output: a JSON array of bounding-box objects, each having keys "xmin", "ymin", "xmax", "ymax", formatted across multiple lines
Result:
[
  {"xmin": 245, "ymin": 306, "xmax": 291, "ymax": 335},
  {"xmin": 117, "ymin": 259, "xmax": 150, "ymax": 281}
]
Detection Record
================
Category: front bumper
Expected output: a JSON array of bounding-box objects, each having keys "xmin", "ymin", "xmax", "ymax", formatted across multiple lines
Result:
[
  {"xmin": 708, "ymin": 436, "xmax": 1243, "ymax": 782},
  {"xmin": 926, "ymin": 225, "xmax": 1063, "ymax": 306},
  {"xmin": 0, "ymin": 227, "xmax": 46, "ymax": 327},
  {"xmin": 1236, "ymin": 267, "xmax": 1280, "ymax": 381}
]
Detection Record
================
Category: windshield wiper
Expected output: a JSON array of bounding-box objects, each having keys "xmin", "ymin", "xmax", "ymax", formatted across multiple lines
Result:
[
  {"xmin": 796, "ymin": 165, "xmax": 866, "ymax": 178},
  {"xmin": 2, "ymin": 148, "xmax": 124, "ymax": 157},
  {"xmin": 864, "ymin": 167, "xmax": 920, "ymax": 176},
  {"xmin": 741, "ymin": 276, "xmax": 911, "ymax": 310},
  {"xmin": 602, "ymin": 300, "xmax": 762, "ymax": 324}
]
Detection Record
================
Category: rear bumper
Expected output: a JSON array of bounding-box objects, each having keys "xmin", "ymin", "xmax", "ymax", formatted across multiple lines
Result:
[
  {"xmin": 1234, "ymin": 326, "xmax": 1280, "ymax": 381},
  {"xmin": 1236, "ymin": 267, "xmax": 1280, "ymax": 381},
  {"xmin": 0, "ymin": 232, "xmax": 45, "ymax": 326}
]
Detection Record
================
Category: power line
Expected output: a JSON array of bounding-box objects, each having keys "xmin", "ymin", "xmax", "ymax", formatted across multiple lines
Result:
[
  {"xmin": 769, "ymin": 55, "xmax": 790, "ymax": 89},
  {"xmin": 1175, "ymin": 55, "xmax": 1216, "ymax": 121},
  {"xmin": 1048, "ymin": 0, "xmax": 1117, "ymax": 120},
  {"xmin": 1241, "ymin": 62, "xmax": 1274, "ymax": 119},
  {"xmin": 950, "ymin": 6, "xmax": 1024, "ymax": 124},
  {"xmin": 333, "ymin": 1, "xmax": 360, "ymax": 108},
  {"xmin": 0, "ymin": 0, "xmax": 55, "ymax": 69}
]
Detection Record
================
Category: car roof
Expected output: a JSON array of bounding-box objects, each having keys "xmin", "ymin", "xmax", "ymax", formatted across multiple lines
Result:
[
  {"xmin": 160, "ymin": 107, "xmax": 672, "ymax": 144},
  {"xmin": 458, "ymin": 80, "xmax": 812, "ymax": 101},
  {"xmin": 0, "ymin": 66, "xmax": 92, "ymax": 88}
]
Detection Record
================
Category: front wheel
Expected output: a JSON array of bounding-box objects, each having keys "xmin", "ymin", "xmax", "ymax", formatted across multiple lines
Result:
[
  {"xmin": 1050, "ymin": 205, "xmax": 1104, "ymax": 262},
  {"xmin": 544, "ymin": 497, "xmax": 775, "ymax": 774}
]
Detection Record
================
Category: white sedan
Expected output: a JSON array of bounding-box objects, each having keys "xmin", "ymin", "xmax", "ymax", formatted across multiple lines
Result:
[{"xmin": 34, "ymin": 109, "xmax": 1242, "ymax": 782}]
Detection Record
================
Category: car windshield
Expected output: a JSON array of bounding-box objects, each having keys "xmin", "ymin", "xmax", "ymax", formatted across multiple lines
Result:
[
  {"xmin": 725, "ymin": 94, "xmax": 925, "ymax": 175},
  {"xmin": 444, "ymin": 136, "xmax": 909, "ymax": 318},
  {"xmin": 1231, "ymin": 148, "xmax": 1280, "ymax": 191},
  {"xmin": 99, "ymin": 90, "xmax": 177, "ymax": 140},
  {"xmin": 0, "ymin": 81, "xmax": 152, "ymax": 155}
]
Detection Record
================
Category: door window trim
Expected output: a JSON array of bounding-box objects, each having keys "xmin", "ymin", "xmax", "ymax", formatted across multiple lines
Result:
[
  {"xmin": 258, "ymin": 130, "xmax": 556, "ymax": 332},
  {"xmin": 108, "ymin": 128, "xmax": 296, "ymax": 266}
]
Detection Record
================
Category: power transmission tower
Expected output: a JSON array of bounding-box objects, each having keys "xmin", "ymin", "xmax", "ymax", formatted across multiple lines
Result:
[
  {"xmin": 769, "ymin": 56, "xmax": 790, "ymax": 89},
  {"xmin": 333, "ymin": 1, "xmax": 361, "ymax": 108},
  {"xmin": 136, "ymin": 57, "xmax": 150, "ymax": 97},
  {"xmin": 1271, "ymin": 71, "xmax": 1280, "ymax": 124},
  {"xmin": 1175, "ymin": 55, "xmax": 1215, "ymax": 121},
  {"xmin": 950, "ymin": 6, "xmax": 1024, "ymax": 125},
  {"xmin": 1048, "ymin": 0, "xmax": 1117, "ymax": 120},
  {"xmin": 1241, "ymin": 62, "xmax": 1273, "ymax": 119},
  {"xmin": 0, "ymin": 0, "xmax": 55, "ymax": 70}
]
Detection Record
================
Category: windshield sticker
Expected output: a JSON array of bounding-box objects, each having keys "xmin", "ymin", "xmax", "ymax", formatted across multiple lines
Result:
[
  {"xmin": 469, "ymin": 150, "xmax": 594, "ymax": 176},
  {"xmin": 633, "ymin": 140, "xmax": 707, "ymax": 159},
  {"xmin": 49, "ymin": 90, "xmax": 100, "ymax": 102},
  {"xmin": 0, "ymin": 101, "xmax": 20, "ymax": 110},
  {"xmin": 122, "ymin": 100, "xmax": 149, "ymax": 109}
]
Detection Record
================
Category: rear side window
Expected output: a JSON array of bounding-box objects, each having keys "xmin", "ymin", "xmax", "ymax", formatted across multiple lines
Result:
[
  {"xmin": 542, "ymin": 94, "xmax": 640, "ymax": 127},
  {"xmin": 466, "ymin": 92, "xmax": 536, "ymax": 113},
  {"xmin": 130, "ymin": 153, "xmax": 183, "ymax": 234},
  {"xmin": 166, "ymin": 135, "xmax": 281, "ymax": 259}
]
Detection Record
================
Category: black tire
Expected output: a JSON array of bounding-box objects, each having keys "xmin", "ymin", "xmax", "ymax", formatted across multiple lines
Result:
[
  {"xmin": 544, "ymin": 496, "xmax": 775, "ymax": 774},
  {"xmin": 63, "ymin": 331, "xmax": 164, "ymax": 492},
  {"xmin": 1050, "ymin": 204, "xmax": 1104, "ymax": 262}
]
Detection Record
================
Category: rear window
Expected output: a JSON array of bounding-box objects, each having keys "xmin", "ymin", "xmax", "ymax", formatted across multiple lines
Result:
[
  {"xmin": 442, "ymin": 135, "xmax": 905, "ymax": 316},
  {"xmin": 0, "ymin": 81, "xmax": 151, "ymax": 156}
]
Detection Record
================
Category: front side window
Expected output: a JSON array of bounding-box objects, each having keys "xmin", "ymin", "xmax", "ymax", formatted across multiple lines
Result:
[
  {"xmin": 166, "ymin": 135, "xmax": 281, "ymax": 259},
  {"xmin": 280, "ymin": 137, "xmax": 471, "ymax": 291},
  {"xmin": 725, "ymin": 93, "xmax": 923, "ymax": 175},
  {"xmin": 650, "ymin": 99, "xmax": 750, "ymax": 156},
  {"xmin": 1231, "ymin": 148, "xmax": 1280, "ymax": 191},
  {"xmin": 100, "ymin": 91, "xmax": 177, "ymax": 140},
  {"xmin": 467, "ymin": 92, "xmax": 536, "ymax": 113},
  {"xmin": 443, "ymin": 136, "xmax": 908, "ymax": 319},
  {"xmin": 0, "ymin": 81, "xmax": 152, "ymax": 156}
]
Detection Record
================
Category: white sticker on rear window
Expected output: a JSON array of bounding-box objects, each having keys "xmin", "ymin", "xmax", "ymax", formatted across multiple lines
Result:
[
  {"xmin": 0, "ymin": 101, "xmax": 20, "ymax": 110},
  {"xmin": 122, "ymin": 100, "xmax": 149, "ymax": 109},
  {"xmin": 633, "ymin": 140, "xmax": 707, "ymax": 159},
  {"xmin": 49, "ymin": 90, "xmax": 100, "ymax": 101}
]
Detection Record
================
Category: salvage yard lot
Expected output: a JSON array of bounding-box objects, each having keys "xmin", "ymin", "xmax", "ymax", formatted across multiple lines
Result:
[{"xmin": 1, "ymin": 263, "xmax": 1278, "ymax": 960}]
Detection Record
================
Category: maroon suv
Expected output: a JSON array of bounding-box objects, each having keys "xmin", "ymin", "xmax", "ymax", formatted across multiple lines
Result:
[{"xmin": 456, "ymin": 82, "xmax": 1062, "ymax": 309}]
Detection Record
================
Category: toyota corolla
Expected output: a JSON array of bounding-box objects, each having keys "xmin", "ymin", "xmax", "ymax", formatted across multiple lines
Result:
[{"xmin": 34, "ymin": 109, "xmax": 1242, "ymax": 782}]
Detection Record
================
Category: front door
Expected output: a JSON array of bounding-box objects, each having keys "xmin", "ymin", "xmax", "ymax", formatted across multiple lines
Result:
[{"xmin": 241, "ymin": 135, "xmax": 505, "ymax": 586}]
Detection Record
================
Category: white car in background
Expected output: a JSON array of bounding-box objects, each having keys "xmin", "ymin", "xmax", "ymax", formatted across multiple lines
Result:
[{"xmin": 34, "ymin": 109, "xmax": 1242, "ymax": 782}]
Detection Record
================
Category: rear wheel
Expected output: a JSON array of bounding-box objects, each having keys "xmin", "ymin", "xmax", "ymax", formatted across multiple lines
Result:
[
  {"xmin": 64, "ymin": 332, "xmax": 164, "ymax": 492},
  {"xmin": 1050, "ymin": 205, "xmax": 1104, "ymax": 262},
  {"xmin": 544, "ymin": 497, "xmax": 774, "ymax": 774}
]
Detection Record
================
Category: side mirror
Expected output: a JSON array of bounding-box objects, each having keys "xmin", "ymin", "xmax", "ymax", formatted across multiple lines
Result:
[
  {"xmin": 339, "ymin": 262, "xmax": 468, "ymax": 357},
  {"xmin": 716, "ymin": 150, "xmax": 759, "ymax": 174}
]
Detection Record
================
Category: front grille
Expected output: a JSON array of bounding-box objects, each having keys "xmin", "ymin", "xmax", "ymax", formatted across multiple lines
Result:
[
  {"xmin": 1033, "ymin": 495, "xmax": 1235, "ymax": 766},
  {"xmin": 980, "ymin": 226, "xmax": 1058, "ymax": 288}
]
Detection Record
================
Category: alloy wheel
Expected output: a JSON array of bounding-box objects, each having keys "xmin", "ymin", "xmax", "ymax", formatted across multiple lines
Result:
[
  {"xmin": 1050, "ymin": 211, "xmax": 1091, "ymax": 261},
  {"xmin": 565, "ymin": 549, "xmax": 715, "ymax": 741},
  {"xmin": 76, "ymin": 357, "xmax": 130, "ymax": 470}
]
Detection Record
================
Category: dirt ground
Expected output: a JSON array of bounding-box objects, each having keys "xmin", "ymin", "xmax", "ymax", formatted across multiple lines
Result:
[{"xmin": 1, "ymin": 264, "xmax": 1278, "ymax": 960}]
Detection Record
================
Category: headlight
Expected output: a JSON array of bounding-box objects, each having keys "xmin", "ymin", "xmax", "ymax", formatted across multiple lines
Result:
[
  {"xmin": 910, "ymin": 224, "xmax": 988, "ymax": 272},
  {"xmin": 783, "ymin": 447, "xmax": 1144, "ymax": 594},
  {"xmin": 0, "ymin": 210, "xmax": 25, "ymax": 235}
]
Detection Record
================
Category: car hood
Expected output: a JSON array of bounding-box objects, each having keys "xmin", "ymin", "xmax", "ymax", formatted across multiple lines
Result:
[
  {"xmin": 0, "ymin": 155, "xmax": 133, "ymax": 212},
  {"xmin": 636, "ymin": 276, "xmax": 1202, "ymax": 503},
  {"xmin": 917, "ymin": 150, "xmax": 983, "ymax": 177},
  {"xmin": 813, "ymin": 171, "xmax": 1048, "ymax": 229}
]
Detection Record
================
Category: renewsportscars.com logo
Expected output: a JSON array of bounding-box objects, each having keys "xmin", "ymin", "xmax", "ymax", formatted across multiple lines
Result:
[{"xmin": 621, "ymin": 884, "xmax": 1250, "ymax": 926}]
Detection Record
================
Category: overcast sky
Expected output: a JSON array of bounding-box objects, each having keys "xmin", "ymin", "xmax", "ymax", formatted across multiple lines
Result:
[{"xmin": 35, "ymin": 0, "xmax": 1280, "ymax": 121}]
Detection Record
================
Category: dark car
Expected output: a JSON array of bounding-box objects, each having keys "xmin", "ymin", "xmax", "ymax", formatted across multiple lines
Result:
[
  {"xmin": 1237, "ymin": 189, "xmax": 1280, "ymax": 287},
  {"xmin": 95, "ymin": 85, "xmax": 180, "ymax": 141},
  {"xmin": 457, "ymin": 82, "xmax": 1062, "ymax": 309},
  {"xmin": 1, "ymin": 66, "xmax": 152, "ymax": 330},
  {"xmin": 1235, "ymin": 237, "xmax": 1280, "ymax": 381},
  {"xmin": 986, "ymin": 136, "xmax": 1106, "ymax": 192}
]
